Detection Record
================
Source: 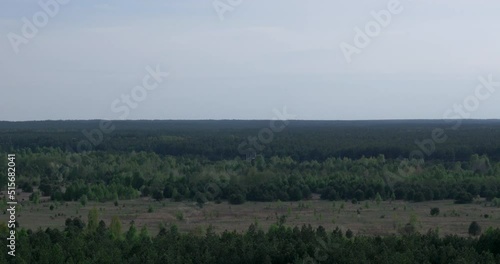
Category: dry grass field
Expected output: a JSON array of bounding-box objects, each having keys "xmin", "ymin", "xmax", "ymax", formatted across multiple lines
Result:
[{"xmin": 3, "ymin": 191, "xmax": 500, "ymax": 237}]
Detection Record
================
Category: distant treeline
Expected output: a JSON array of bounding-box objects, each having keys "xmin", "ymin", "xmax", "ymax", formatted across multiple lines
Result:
[{"xmin": 1, "ymin": 120, "xmax": 500, "ymax": 162}]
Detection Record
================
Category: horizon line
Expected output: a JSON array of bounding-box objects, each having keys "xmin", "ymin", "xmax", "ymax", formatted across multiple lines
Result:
[{"xmin": 1, "ymin": 118, "xmax": 500, "ymax": 122}]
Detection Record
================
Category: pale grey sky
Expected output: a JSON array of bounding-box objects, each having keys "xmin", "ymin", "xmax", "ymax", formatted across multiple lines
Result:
[{"xmin": 1, "ymin": 0, "xmax": 499, "ymax": 121}]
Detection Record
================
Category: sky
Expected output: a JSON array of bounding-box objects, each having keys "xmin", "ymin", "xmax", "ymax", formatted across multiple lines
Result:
[{"xmin": 1, "ymin": 0, "xmax": 499, "ymax": 121}]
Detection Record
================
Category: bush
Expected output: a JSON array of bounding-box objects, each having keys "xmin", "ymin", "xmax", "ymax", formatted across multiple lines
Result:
[
  {"xmin": 346, "ymin": 229, "xmax": 353, "ymax": 239},
  {"xmin": 229, "ymin": 193, "xmax": 246, "ymax": 205},
  {"xmin": 430, "ymin": 207, "xmax": 440, "ymax": 216},
  {"xmin": 354, "ymin": 189, "xmax": 365, "ymax": 201},
  {"xmin": 175, "ymin": 211, "xmax": 184, "ymax": 221},
  {"xmin": 455, "ymin": 192, "xmax": 473, "ymax": 204},
  {"xmin": 79, "ymin": 195, "xmax": 88, "ymax": 206},
  {"xmin": 375, "ymin": 192, "xmax": 382, "ymax": 205},
  {"xmin": 195, "ymin": 192, "xmax": 206, "ymax": 205},
  {"xmin": 163, "ymin": 186, "xmax": 173, "ymax": 198},
  {"xmin": 172, "ymin": 189, "xmax": 183, "ymax": 202},
  {"xmin": 152, "ymin": 190, "xmax": 164, "ymax": 201},
  {"xmin": 29, "ymin": 191, "xmax": 40, "ymax": 204},
  {"xmin": 400, "ymin": 223, "xmax": 416, "ymax": 235},
  {"xmin": 21, "ymin": 182, "xmax": 34, "ymax": 192},
  {"xmin": 492, "ymin": 198, "xmax": 500, "ymax": 207},
  {"xmin": 468, "ymin": 221, "xmax": 481, "ymax": 236},
  {"xmin": 413, "ymin": 192, "xmax": 425, "ymax": 202},
  {"xmin": 288, "ymin": 187, "xmax": 303, "ymax": 201}
]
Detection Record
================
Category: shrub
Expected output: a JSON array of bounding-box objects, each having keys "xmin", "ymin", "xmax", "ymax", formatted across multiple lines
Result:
[
  {"xmin": 79, "ymin": 195, "xmax": 88, "ymax": 206},
  {"xmin": 400, "ymin": 223, "xmax": 416, "ymax": 235},
  {"xmin": 430, "ymin": 207, "xmax": 440, "ymax": 216},
  {"xmin": 413, "ymin": 192, "xmax": 425, "ymax": 202},
  {"xmin": 346, "ymin": 229, "xmax": 353, "ymax": 239},
  {"xmin": 172, "ymin": 189, "xmax": 183, "ymax": 202},
  {"xmin": 29, "ymin": 191, "xmax": 40, "ymax": 204},
  {"xmin": 195, "ymin": 192, "xmax": 206, "ymax": 205},
  {"xmin": 229, "ymin": 193, "xmax": 246, "ymax": 205},
  {"xmin": 455, "ymin": 192, "xmax": 473, "ymax": 204},
  {"xmin": 153, "ymin": 190, "xmax": 164, "ymax": 201},
  {"xmin": 492, "ymin": 198, "xmax": 500, "ymax": 207},
  {"xmin": 288, "ymin": 187, "xmax": 303, "ymax": 201},
  {"xmin": 175, "ymin": 211, "xmax": 184, "ymax": 221},
  {"xmin": 354, "ymin": 189, "xmax": 365, "ymax": 201},
  {"xmin": 468, "ymin": 221, "xmax": 481, "ymax": 236},
  {"xmin": 375, "ymin": 192, "xmax": 382, "ymax": 205}
]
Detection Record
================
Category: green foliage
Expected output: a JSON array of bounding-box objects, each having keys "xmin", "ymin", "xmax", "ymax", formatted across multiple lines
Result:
[
  {"xmin": 126, "ymin": 221, "xmax": 137, "ymax": 241},
  {"xmin": 455, "ymin": 192, "xmax": 474, "ymax": 204},
  {"xmin": 175, "ymin": 211, "xmax": 184, "ymax": 221},
  {"xmin": 3, "ymin": 120, "xmax": 500, "ymax": 262},
  {"xmin": 29, "ymin": 191, "xmax": 40, "ymax": 204},
  {"xmin": 3, "ymin": 148, "xmax": 500, "ymax": 205},
  {"xmin": 139, "ymin": 225, "xmax": 149, "ymax": 239},
  {"xmin": 430, "ymin": 207, "xmax": 440, "ymax": 216},
  {"xmin": 375, "ymin": 192, "xmax": 382, "ymax": 205},
  {"xmin": 229, "ymin": 193, "xmax": 246, "ymax": 205},
  {"xmin": 87, "ymin": 207, "xmax": 98, "ymax": 232},
  {"xmin": 400, "ymin": 214, "xmax": 419, "ymax": 235},
  {"xmin": 4, "ymin": 120, "xmax": 500, "ymax": 162},
  {"xmin": 195, "ymin": 192, "xmax": 206, "ymax": 205},
  {"xmin": 409, "ymin": 213, "xmax": 418, "ymax": 227},
  {"xmin": 469, "ymin": 221, "xmax": 482, "ymax": 237},
  {"xmin": 2, "ymin": 121, "xmax": 500, "ymax": 207},
  {"xmin": 345, "ymin": 229, "xmax": 353, "ymax": 238},
  {"xmin": 172, "ymin": 188, "xmax": 182, "ymax": 202},
  {"xmin": 110, "ymin": 216, "xmax": 122, "ymax": 240},
  {"xmin": 6, "ymin": 222, "xmax": 500, "ymax": 263},
  {"xmin": 79, "ymin": 195, "xmax": 88, "ymax": 206},
  {"xmin": 400, "ymin": 223, "xmax": 416, "ymax": 235},
  {"xmin": 492, "ymin": 198, "xmax": 500, "ymax": 207}
]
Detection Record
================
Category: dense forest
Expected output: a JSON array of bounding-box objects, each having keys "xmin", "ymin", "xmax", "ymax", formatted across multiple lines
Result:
[
  {"xmin": 1, "ymin": 215, "xmax": 500, "ymax": 263},
  {"xmin": 1, "ymin": 120, "xmax": 500, "ymax": 262},
  {"xmin": 1, "ymin": 120, "xmax": 500, "ymax": 162},
  {"xmin": 1, "ymin": 120, "xmax": 500, "ymax": 205},
  {"xmin": 2, "ymin": 148, "xmax": 500, "ymax": 206}
]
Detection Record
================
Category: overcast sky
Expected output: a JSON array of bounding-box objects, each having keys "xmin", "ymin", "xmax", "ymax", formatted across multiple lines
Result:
[{"xmin": 1, "ymin": 0, "xmax": 499, "ymax": 121}]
